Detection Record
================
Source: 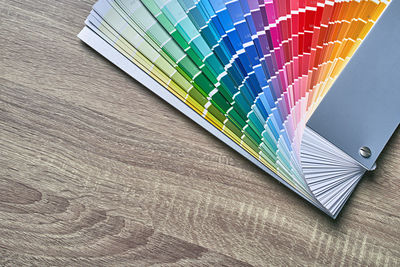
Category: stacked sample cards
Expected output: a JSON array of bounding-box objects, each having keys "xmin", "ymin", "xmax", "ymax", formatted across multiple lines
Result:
[{"xmin": 79, "ymin": 0, "xmax": 400, "ymax": 218}]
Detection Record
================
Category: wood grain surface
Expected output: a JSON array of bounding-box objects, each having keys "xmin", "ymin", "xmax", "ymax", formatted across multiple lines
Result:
[{"xmin": 0, "ymin": 0, "xmax": 399, "ymax": 266}]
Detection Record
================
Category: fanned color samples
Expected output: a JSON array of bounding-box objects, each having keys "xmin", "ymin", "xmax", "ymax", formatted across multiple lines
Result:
[{"xmin": 79, "ymin": 0, "xmax": 395, "ymax": 218}]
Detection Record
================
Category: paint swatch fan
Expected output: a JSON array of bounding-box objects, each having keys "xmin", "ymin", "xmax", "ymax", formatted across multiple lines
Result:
[{"xmin": 79, "ymin": 0, "xmax": 400, "ymax": 218}]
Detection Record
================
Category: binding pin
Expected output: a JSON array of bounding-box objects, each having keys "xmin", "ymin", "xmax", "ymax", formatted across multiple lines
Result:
[{"xmin": 359, "ymin": 146, "xmax": 372, "ymax": 158}]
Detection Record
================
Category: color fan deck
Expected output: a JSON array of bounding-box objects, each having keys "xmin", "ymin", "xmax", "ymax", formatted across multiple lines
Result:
[{"xmin": 79, "ymin": 0, "xmax": 391, "ymax": 218}]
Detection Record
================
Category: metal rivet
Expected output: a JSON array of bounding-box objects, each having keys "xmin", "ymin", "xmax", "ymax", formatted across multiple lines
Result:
[{"xmin": 359, "ymin": 146, "xmax": 371, "ymax": 158}]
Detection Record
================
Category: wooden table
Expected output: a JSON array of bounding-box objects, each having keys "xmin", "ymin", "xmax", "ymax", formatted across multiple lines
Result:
[{"xmin": 1, "ymin": 0, "xmax": 399, "ymax": 265}]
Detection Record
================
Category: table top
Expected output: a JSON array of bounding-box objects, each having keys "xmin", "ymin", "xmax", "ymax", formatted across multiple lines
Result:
[{"xmin": 1, "ymin": 0, "xmax": 399, "ymax": 265}]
